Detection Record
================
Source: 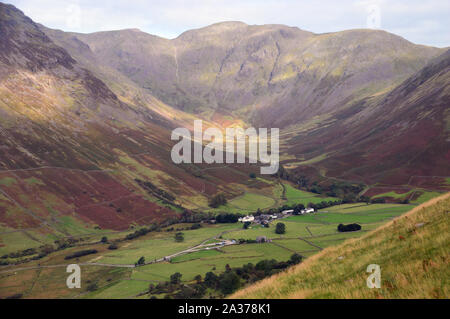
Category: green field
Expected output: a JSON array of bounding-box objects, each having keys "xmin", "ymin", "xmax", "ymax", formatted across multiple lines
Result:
[
  {"xmin": 411, "ymin": 191, "xmax": 443, "ymax": 204},
  {"xmin": 228, "ymin": 193, "xmax": 276, "ymax": 210},
  {"xmin": 96, "ymin": 202, "xmax": 412, "ymax": 291},
  {"xmin": 131, "ymin": 243, "xmax": 295, "ymax": 283},
  {"xmin": 0, "ymin": 199, "xmax": 416, "ymax": 299},
  {"xmin": 204, "ymin": 182, "xmax": 338, "ymax": 214},
  {"xmin": 96, "ymin": 224, "xmax": 238, "ymax": 264},
  {"xmin": 283, "ymin": 184, "xmax": 337, "ymax": 206}
]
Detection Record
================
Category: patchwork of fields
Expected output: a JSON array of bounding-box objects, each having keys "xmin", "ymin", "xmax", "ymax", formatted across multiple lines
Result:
[{"xmin": 0, "ymin": 201, "xmax": 414, "ymax": 298}]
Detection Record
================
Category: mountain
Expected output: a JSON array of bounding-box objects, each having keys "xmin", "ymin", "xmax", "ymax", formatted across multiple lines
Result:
[
  {"xmin": 232, "ymin": 193, "xmax": 450, "ymax": 298},
  {"xmin": 283, "ymin": 48, "xmax": 450, "ymax": 187},
  {"xmin": 37, "ymin": 19, "xmax": 448, "ymax": 190},
  {"xmin": 0, "ymin": 1, "xmax": 448, "ymax": 240},
  {"xmin": 54, "ymin": 22, "xmax": 442, "ymax": 127}
]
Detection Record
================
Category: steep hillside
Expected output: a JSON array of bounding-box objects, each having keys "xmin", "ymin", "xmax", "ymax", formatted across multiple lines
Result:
[
  {"xmin": 283, "ymin": 49, "xmax": 450, "ymax": 187},
  {"xmin": 232, "ymin": 193, "xmax": 450, "ymax": 298}
]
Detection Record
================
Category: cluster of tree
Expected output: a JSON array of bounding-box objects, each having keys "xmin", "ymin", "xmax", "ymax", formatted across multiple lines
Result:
[
  {"xmin": 175, "ymin": 232, "xmax": 185, "ymax": 242},
  {"xmin": 274, "ymin": 167, "xmax": 367, "ymax": 202},
  {"xmin": 148, "ymin": 273, "xmax": 207, "ymax": 299},
  {"xmin": 86, "ymin": 282, "xmax": 99, "ymax": 292},
  {"xmin": 305, "ymin": 200, "xmax": 343, "ymax": 210},
  {"xmin": 166, "ymin": 223, "xmax": 202, "ymax": 233},
  {"xmin": 216, "ymin": 213, "xmax": 241, "ymax": 223},
  {"xmin": 54, "ymin": 237, "xmax": 82, "ymax": 250},
  {"xmin": 148, "ymin": 253, "xmax": 304, "ymax": 299},
  {"xmin": 275, "ymin": 223, "xmax": 286, "ymax": 234},
  {"xmin": 135, "ymin": 178, "xmax": 176, "ymax": 202},
  {"xmin": 209, "ymin": 193, "xmax": 228, "ymax": 208},
  {"xmin": 370, "ymin": 198, "xmax": 386, "ymax": 204},
  {"xmin": 108, "ymin": 243, "xmax": 118, "ymax": 250},
  {"xmin": 337, "ymin": 223, "xmax": 362, "ymax": 232},
  {"xmin": 64, "ymin": 249, "xmax": 98, "ymax": 260},
  {"xmin": 190, "ymin": 223, "xmax": 202, "ymax": 230},
  {"xmin": 125, "ymin": 224, "xmax": 159, "ymax": 240},
  {"xmin": 178, "ymin": 210, "xmax": 215, "ymax": 223},
  {"xmin": 237, "ymin": 238, "xmax": 258, "ymax": 244},
  {"xmin": 135, "ymin": 256, "xmax": 146, "ymax": 266},
  {"xmin": 1, "ymin": 248, "xmax": 38, "ymax": 259}
]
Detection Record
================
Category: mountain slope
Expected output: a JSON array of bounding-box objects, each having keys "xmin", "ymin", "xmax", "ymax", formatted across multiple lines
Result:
[
  {"xmin": 0, "ymin": 4, "xmax": 263, "ymax": 238},
  {"xmin": 38, "ymin": 21, "xmax": 448, "ymax": 189},
  {"xmin": 232, "ymin": 193, "xmax": 450, "ymax": 299},
  {"xmin": 283, "ymin": 49, "xmax": 450, "ymax": 187}
]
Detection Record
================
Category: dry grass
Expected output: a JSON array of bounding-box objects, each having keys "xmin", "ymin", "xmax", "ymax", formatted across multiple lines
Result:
[{"xmin": 232, "ymin": 193, "xmax": 450, "ymax": 299}]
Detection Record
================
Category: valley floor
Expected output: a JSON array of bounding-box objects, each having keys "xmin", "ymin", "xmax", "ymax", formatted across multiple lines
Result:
[{"xmin": 0, "ymin": 199, "xmax": 418, "ymax": 299}]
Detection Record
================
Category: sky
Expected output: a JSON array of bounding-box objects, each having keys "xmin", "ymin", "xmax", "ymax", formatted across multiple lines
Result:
[{"xmin": 7, "ymin": 0, "xmax": 450, "ymax": 48}]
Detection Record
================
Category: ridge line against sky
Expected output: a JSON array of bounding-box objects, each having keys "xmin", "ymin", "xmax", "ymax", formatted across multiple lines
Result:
[{"xmin": 6, "ymin": 0, "xmax": 450, "ymax": 48}]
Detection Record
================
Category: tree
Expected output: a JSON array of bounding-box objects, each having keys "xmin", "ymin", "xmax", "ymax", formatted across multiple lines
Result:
[
  {"xmin": 86, "ymin": 282, "xmax": 98, "ymax": 292},
  {"xmin": 249, "ymin": 173, "xmax": 256, "ymax": 179},
  {"xmin": 194, "ymin": 274, "xmax": 202, "ymax": 284},
  {"xmin": 204, "ymin": 272, "xmax": 218, "ymax": 288},
  {"xmin": 170, "ymin": 272, "xmax": 182, "ymax": 284},
  {"xmin": 101, "ymin": 236, "xmax": 108, "ymax": 243},
  {"xmin": 338, "ymin": 223, "xmax": 362, "ymax": 232},
  {"xmin": 136, "ymin": 256, "xmax": 145, "ymax": 266},
  {"xmin": 243, "ymin": 221, "xmax": 251, "ymax": 229},
  {"xmin": 108, "ymin": 243, "xmax": 118, "ymax": 250},
  {"xmin": 216, "ymin": 213, "xmax": 239, "ymax": 223},
  {"xmin": 209, "ymin": 193, "xmax": 227, "ymax": 208},
  {"xmin": 275, "ymin": 222, "xmax": 286, "ymax": 234},
  {"xmin": 175, "ymin": 232, "xmax": 184, "ymax": 242},
  {"xmin": 289, "ymin": 253, "xmax": 303, "ymax": 265},
  {"xmin": 219, "ymin": 272, "xmax": 240, "ymax": 294},
  {"xmin": 293, "ymin": 203, "xmax": 305, "ymax": 215}
]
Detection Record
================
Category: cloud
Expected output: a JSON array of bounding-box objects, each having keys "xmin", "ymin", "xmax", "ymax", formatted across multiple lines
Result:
[{"xmin": 8, "ymin": 0, "xmax": 450, "ymax": 47}]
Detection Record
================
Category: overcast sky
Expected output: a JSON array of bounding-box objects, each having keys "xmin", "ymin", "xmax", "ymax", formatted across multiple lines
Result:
[{"xmin": 7, "ymin": 0, "xmax": 450, "ymax": 47}]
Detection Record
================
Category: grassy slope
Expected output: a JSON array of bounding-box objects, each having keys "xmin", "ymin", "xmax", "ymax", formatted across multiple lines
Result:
[{"xmin": 232, "ymin": 193, "xmax": 449, "ymax": 299}]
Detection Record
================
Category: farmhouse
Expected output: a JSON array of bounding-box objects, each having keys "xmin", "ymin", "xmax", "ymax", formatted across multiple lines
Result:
[
  {"xmin": 239, "ymin": 215, "xmax": 255, "ymax": 223},
  {"xmin": 282, "ymin": 209, "xmax": 294, "ymax": 215},
  {"xmin": 300, "ymin": 208, "xmax": 315, "ymax": 214}
]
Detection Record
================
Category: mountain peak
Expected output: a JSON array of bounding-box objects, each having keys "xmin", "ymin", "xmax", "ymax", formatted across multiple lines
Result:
[{"xmin": 0, "ymin": 2, "xmax": 76, "ymax": 71}]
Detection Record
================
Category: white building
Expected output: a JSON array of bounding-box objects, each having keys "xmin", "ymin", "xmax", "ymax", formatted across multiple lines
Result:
[
  {"xmin": 282, "ymin": 209, "xmax": 294, "ymax": 215},
  {"xmin": 301, "ymin": 208, "xmax": 315, "ymax": 214},
  {"xmin": 239, "ymin": 216, "xmax": 255, "ymax": 223},
  {"xmin": 271, "ymin": 215, "xmax": 278, "ymax": 219}
]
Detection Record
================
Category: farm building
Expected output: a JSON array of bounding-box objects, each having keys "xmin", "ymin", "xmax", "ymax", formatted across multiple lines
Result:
[
  {"xmin": 256, "ymin": 236, "xmax": 268, "ymax": 243},
  {"xmin": 239, "ymin": 216, "xmax": 255, "ymax": 223},
  {"xmin": 300, "ymin": 208, "xmax": 315, "ymax": 214},
  {"xmin": 282, "ymin": 209, "xmax": 294, "ymax": 215}
]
